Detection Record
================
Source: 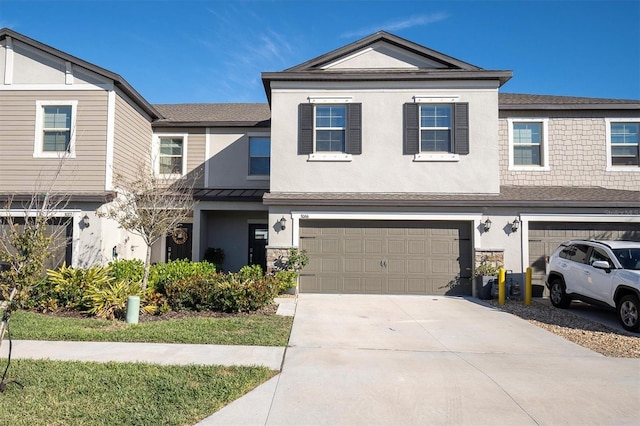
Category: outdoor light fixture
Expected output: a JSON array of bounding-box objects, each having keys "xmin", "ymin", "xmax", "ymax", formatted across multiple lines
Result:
[
  {"xmin": 82, "ymin": 214, "xmax": 90, "ymax": 228},
  {"xmin": 279, "ymin": 216, "xmax": 287, "ymax": 230},
  {"xmin": 511, "ymin": 217, "xmax": 520, "ymax": 232},
  {"xmin": 483, "ymin": 218, "xmax": 492, "ymax": 232}
]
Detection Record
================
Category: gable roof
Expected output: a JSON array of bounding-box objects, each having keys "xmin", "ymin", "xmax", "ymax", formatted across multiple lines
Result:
[
  {"xmin": 0, "ymin": 28, "xmax": 161, "ymax": 120},
  {"xmin": 153, "ymin": 103, "xmax": 271, "ymax": 127},
  {"xmin": 262, "ymin": 31, "xmax": 513, "ymax": 103},
  {"xmin": 500, "ymin": 93, "xmax": 640, "ymax": 110}
]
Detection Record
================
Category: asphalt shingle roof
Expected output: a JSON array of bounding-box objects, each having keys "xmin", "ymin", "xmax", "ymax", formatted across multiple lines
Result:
[{"xmin": 153, "ymin": 103, "xmax": 271, "ymax": 126}]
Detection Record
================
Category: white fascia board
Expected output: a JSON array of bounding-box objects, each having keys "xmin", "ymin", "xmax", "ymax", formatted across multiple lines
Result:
[{"xmin": 4, "ymin": 36, "xmax": 13, "ymax": 84}]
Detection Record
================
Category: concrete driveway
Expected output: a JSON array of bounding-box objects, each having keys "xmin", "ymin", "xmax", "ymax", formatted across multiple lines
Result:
[{"xmin": 204, "ymin": 294, "xmax": 640, "ymax": 425}]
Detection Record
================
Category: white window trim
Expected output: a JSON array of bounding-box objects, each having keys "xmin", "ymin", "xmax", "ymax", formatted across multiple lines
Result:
[
  {"xmin": 313, "ymin": 104, "xmax": 348, "ymax": 156},
  {"xmin": 413, "ymin": 153, "xmax": 459, "ymax": 162},
  {"xmin": 417, "ymin": 103, "xmax": 456, "ymax": 158},
  {"xmin": 307, "ymin": 153, "xmax": 353, "ymax": 162},
  {"xmin": 605, "ymin": 118, "xmax": 640, "ymax": 172},
  {"xmin": 247, "ymin": 132, "xmax": 271, "ymax": 179},
  {"xmin": 308, "ymin": 96, "xmax": 352, "ymax": 104},
  {"xmin": 34, "ymin": 100, "xmax": 78, "ymax": 159},
  {"xmin": 507, "ymin": 118, "xmax": 549, "ymax": 171},
  {"xmin": 153, "ymin": 133, "xmax": 188, "ymax": 178}
]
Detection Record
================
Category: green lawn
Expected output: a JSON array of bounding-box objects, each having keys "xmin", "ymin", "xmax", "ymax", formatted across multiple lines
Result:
[
  {"xmin": 9, "ymin": 310, "xmax": 293, "ymax": 346},
  {"xmin": 0, "ymin": 359, "xmax": 275, "ymax": 425}
]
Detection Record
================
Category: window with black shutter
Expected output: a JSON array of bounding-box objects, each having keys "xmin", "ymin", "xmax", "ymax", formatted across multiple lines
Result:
[
  {"xmin": 404, "ymin": 102, "xmax": 469, "ymax": 156},
  {"xmin": 298, "ymin": 103, "xmax": 362, "ymax": 155}
]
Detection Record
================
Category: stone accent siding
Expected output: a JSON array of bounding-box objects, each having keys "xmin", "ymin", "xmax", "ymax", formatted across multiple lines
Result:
[
  {"xmin": 266, "ymin": 246, "xmax": 292, "ymax": 275},
  {"xmin": 475, "ymin": 250, "xmax": 504, "ymax": 270},
  {"xmin": 499, "ymin": 110, "xmax": 640, "ymax": 190}
]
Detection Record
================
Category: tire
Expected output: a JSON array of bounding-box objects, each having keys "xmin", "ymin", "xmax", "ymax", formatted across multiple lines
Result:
[
  {"xmin": 549, "ymin": 278, "xmax": 570, "ymax": 308},
  {"xmin": 617, "ymin": 294, "xmax": 640, "ymax": 333}
]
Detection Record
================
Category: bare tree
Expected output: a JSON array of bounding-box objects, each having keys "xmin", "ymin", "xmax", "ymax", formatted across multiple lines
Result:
[
  {"xmin": 0, "ymin": 161, "xmax": 73, "ymax": 305},
  {"xmin": 98, "ymin": 162, "xmax": 197, "ymax": 291}
]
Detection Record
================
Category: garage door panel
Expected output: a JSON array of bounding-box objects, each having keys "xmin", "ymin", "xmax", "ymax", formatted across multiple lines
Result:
[{"xmin": 299, "ymin": 220, "xmax": 472, "ymax": 295}]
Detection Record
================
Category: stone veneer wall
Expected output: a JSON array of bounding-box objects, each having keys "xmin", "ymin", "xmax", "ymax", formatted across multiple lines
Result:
[
  {"xmin": 475, "ymin": 249, "xmax": 504, "ymax": 270},
  {"xmin": 266, "ymin": 246, "xmax": 292, "ymax": 275},
  {"xmin": 498, "ymin": 110, "xmax": 640, "ymax": 190}
]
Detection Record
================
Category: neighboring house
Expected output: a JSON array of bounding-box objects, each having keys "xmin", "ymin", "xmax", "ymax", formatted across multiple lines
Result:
[{"xmin": 1, "ymin": 29, "xmax": 638, "ymax": 296}]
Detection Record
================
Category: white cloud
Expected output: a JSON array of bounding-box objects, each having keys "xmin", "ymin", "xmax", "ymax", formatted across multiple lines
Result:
[{"xmin": 341, "ymin": 12, "xmax": 450, "ymax": 39}]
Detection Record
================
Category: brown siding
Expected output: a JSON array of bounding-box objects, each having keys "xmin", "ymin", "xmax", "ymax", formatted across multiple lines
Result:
[
  {"xmin": 0, "ymin": 90, "xmax": 108, "ymax": 194},
  {"xmin": 112, "ymin": 89, "xmax": 154, "ymax": 183},
  {"xmin": 499, "ymin": 110, "xmax": 640, "ymax": 190}
]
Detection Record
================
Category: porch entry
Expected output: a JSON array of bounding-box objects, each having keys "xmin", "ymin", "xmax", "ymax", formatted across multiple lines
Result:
[
  {"xmin": 248, "ymin": 224, "xmax": 268, "ymax": 271},
  {"xmin": 166, "ymin": 223, "xmax": 193, "ymax": 261}
]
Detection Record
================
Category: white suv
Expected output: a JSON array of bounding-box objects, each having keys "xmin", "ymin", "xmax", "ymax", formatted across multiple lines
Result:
[{"xmin": 545, "ymin": 240, "xmax": 640, "ymax": 332}]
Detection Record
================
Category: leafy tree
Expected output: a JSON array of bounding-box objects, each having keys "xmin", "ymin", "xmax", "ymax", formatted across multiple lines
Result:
[{"xmin": 98, "ymin": 162, "xmax": 196, "ymax": 291}]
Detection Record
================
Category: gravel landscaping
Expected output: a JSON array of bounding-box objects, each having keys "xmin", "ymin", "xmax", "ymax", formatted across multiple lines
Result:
[{"xmin": 487, "ymin": 299, "xmax": 640, "ymax": 358}]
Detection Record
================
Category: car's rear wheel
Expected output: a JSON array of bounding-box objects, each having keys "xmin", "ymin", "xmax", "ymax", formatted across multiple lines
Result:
[
  {"xmin": 549, "ymin": 278, "xmax": 570, "ymax": 308},
  {"xmin": 617, "ymin": 295, "xmax": 640, "ymax": 333}
]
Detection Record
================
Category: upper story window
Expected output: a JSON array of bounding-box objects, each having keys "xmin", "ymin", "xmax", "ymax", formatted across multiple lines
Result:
[
  {"xmin": 34, "ymin": 100, "xmax": 77, "ymax": 158},
  {"xmin": 249, "ymin": 136, "xmax": 271, "ymax": 175},
  {"xmin": 155, "ymin": 134, "xmax": 187, "ymax": 177},
  {"xmin": 298, "ymin": 101, "xmax": 361, "ymax": 161},
  {"xmin": 608, "ymin": 120, "xmax": 639, "ymax": 168},
  {"xmin": 404, "ymin": 101, "xmax": 469, "ymax": 161},
  {"xmin": 507, "ymin": 118, "xmax": 549, "ymax": 170}
]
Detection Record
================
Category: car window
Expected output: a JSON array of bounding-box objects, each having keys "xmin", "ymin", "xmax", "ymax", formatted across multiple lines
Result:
[
  {"xmin": 588, "ymin": 248, "xmax": 611, "ymax": 266},
  {"xmin": 559, "ymin": 244, "xmax": 589, "ymax": 264},
  {"xmin": 613, "ymin": 248, "xmax": 640, "ymax": 270}
]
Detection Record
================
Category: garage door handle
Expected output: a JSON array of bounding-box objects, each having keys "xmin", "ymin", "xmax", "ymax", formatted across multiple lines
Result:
[{"xmin": 380, "ymin": 260, "xmax": 387, "ymax": 268}]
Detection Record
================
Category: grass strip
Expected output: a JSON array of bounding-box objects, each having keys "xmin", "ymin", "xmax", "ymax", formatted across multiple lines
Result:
[
  {"xmin": 0, "ymin": 358, "xmax": 274, "ymax": 425},
  {"xmin": 9, "ymin": 310, "xmax": 293, "ymax": 346}
]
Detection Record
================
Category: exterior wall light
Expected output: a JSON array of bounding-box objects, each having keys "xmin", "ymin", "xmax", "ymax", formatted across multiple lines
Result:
[
  {"xmin": 511, "ymin": 217, "xmax": 520, "ymax": 232},
  {"xmin": 483, "ymin": 218, "xmax": 492, "ymax": 232},
  {"xmin": 82, "ymin": 214, "xmax": 90, "ymax": 228},
  {"xmin": 279, "ymin": 216, "xmax": 287, "ymax": 230}
]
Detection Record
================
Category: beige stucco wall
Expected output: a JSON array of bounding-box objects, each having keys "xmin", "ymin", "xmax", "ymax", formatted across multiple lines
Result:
[
  {"xmin": 0, "ymin": 90, "xmax": 109, "ymax": 193},
  {"xmin": 499, "ymin": 110, "xmax": 640, "ymax": 190},
  {"xmin": 269, "ymin": 81, "xmax": 501, "ymax": 194}
]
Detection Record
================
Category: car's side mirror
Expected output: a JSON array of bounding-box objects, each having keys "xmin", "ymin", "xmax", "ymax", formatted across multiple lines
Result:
[{"xmin": 591, "ymin": 260, "xmax": 612, "ymax": 271}]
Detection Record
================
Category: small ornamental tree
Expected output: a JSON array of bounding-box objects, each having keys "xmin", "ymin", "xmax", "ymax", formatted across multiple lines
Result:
[{"xmin": 98, "ymin": 162, "xmax": 197, "ymax": 291}]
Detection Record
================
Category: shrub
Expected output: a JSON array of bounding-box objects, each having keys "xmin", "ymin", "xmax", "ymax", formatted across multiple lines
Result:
[
  {"xmin": 84, "ymin": 280, "xmax": 143, "ymax": 320},
  {"xmin": 46, "ymin": 264, "xmax": 113, "ymax": 310},
  {"xmin": 203, "ymin": 247, "xmax": 225, "ymax": 268},
  {"xmin": 210, "ymin": 272, "xmax": 279, "ymax": 313},
  {"xmin": 238, "ymin": 264, "xmax": 263, "ymax": 281},
  {"xmin": 149, "ymin": 260, "xmax": 216, "ymax": 293},
  {"xmin": 164, "ymin": 272, "xmax": 218, "ymax": 311},
  {"xmin": 274, "ymin": 270, "xmax": 298, "ymax": 294},
  {"xmin": 108, "ymin": 259, "xmax": 145, "ymax": 283}
]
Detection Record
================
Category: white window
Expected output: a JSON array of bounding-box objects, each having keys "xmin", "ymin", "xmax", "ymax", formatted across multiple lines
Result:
[
  {"xmin": 34, "ymin": 100, "xmax": 77, "ymax": 158},
  {"xmin": 155, "ymin": 134, "xmax": 187, "ymax": 177},
  {"xmin": 507, "ymin": 118, "xmax": 549, "ymax": 170},
  {"xmin": 420, "ymin": 105, "xmax": 452, "ymax": 153},
  {"xmin": 315, "ymin": 105, "xmax": 346, "ymax": 152},
  {"xmin": 606, "ymin": 119, "xmax": 639, "ymax": 170}
]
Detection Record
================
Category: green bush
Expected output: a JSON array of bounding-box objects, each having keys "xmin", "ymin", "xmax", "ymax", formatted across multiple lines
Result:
[
  {"xmin": 274, "ymin": 270, "xmax": 298, "ymax": 294},
  {"xmin": 108, "ymin": 259, "xmax": 145, "ymax": 283},
  {"xmin": 210, "ymin": 272, "xmax": 278, "ymax": 313},
  {"xmin": 149, "ymin": 259, "xmax": 216, "ymax": 293},
  {"xmin": 238, "ymin": 264, "xmax": 263, "ymax": 281},
  {"xmin": 164, "ymin": 272, "xmax": 219, "ymax": 311},
  {"xmin": 45, "ymin": 264, "xmax": 113, "ymax": 310},
  {"xmin": 84, "ymin": 280, "xmax": 143, "ymax": 320}
]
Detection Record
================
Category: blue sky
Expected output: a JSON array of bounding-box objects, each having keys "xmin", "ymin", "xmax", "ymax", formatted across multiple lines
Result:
[{"xmin": 0, "ymin": 0, "xmax": 638, "ymax": 104}]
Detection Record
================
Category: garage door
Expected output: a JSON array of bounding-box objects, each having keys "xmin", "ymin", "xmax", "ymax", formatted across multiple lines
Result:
[
  {"xmin": 528, "ymin": 222, "xmax": 640, "ymax": 294},
  {"xmin": 299, "ymin": 220, "xmax": 472, "ymax": 295}
]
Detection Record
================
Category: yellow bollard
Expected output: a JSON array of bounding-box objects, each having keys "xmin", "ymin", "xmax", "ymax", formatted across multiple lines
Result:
[
  {"xmin": 525, "ymin": 267, "xmax": 532, "ymax": 306},
  {"xmin": 498, "ymin": 267, "xmax": 506, "ymax": 305}
]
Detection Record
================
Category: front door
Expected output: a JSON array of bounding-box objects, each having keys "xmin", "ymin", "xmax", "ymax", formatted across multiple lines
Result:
[
  {"xmin": 166, "ymin": 224, "xmax": 192, "ymax": 261},
  {"xmin": 248, "ymin": 224, "xmax": 268, "ymax": 271}
]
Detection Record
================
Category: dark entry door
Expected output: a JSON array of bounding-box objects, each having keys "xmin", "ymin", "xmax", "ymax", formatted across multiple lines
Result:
[
  {"xmin": 248, "ymin": 224, "xmax": 268, "ymax": 271},
  {"xmin": 166, "ymin": 224, "xmax": 193, "ymax": 261}
]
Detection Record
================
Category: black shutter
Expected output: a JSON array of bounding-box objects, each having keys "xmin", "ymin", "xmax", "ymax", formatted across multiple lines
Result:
[
  {"xmin": 298, "ymin": 103, "xmax": 314, "ymax": 155},
  {"xmin": 403, "ymin": 103, "xmax": 420, "ymax": 155},
  {"xmin": 453, "ymin": 103, "xmax": 469, "ymax": 155},
  {"xmin": 345, "ymin": 103, "xmax": 362, "ymax": 155}
]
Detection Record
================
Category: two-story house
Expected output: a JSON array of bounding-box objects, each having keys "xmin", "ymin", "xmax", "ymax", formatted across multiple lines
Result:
[{"xmin": 1, "ymin": 29, "xmax": 638, "ymax": 297}]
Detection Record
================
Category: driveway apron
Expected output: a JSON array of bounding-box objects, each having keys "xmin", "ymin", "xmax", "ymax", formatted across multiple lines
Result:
[{"xmin": 205, "ymin": 294, "xmax": 640, "ymax": 425}]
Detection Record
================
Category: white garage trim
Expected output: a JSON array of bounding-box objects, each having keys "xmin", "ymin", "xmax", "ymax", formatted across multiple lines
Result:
[{"xmin": 290, "ymin": 211, "xmax": 483, "ymax": 248}]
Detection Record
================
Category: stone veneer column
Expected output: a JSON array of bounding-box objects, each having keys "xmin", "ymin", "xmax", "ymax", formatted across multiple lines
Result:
[{"xmin": 266, "ymin": 246, "xmax": 292, "ymax": 274}]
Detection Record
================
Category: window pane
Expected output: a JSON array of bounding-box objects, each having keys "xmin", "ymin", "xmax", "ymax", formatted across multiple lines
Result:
[
  {"xmin": 160, "ymin": 138, "xmax": 183, "ymax": 155},
  {"xmin": 514, "ymin": 145, "xmax": 541, "ymax": 165},
  {"xmin": 250, "ymin": 138, "xmax": 270, "ymax": 156},
  {"xmin": 612, "ymin": 154, "xmax": 639, "ymax": 166},
  {"xmin": 316, "ymin": 129, "xmax": 345, "ymax": 152},
  {"xmin": 159, "ymin": 156, "xmax": 182, "ymax": 174},
  {"xmin": 420, "ymin": 105, "xmax": 451, "ymax": 128},
  {"xmin": 421, "ymin": 130, "xmax": 450, "ymax": 152},
  {"xmin": 611, "ymin": 123, "xmax": 639, "ymax": 144},
  {"xmin": 250, "ymin": 157, "xmax": 270, "ymax": 175},
  {"xmin": 514, "ymin": 123, "xmax": 541, "ymax": 144},
  {"xmin": 43, "ymin": 131, "xmax": 70, "ymax": 151},
  {"xmin": 316, "ymin": 106, "xmax": 346, "ymax": 128},
  {"xmin": 43, "ymin": 106, "xmax": 71, "ymax": 129}
]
